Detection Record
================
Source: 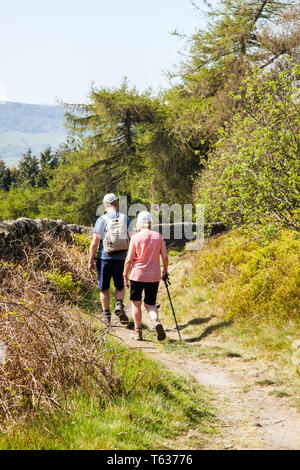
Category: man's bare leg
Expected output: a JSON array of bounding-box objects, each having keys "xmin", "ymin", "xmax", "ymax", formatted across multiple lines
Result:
[
  {"xmin": 100, "ymin": 289, "xmax": 111, "ymax": 324},
  {"xmin": 100, "ymin": 289, "xmax": 110, "ymax": 310},
  {"xmin": 115, "ymin": 288, "xmax": 125, "ymax": 302},
  {"xmin": 115, "ymin": 288, "xmax": 129, "ymax": 325}
]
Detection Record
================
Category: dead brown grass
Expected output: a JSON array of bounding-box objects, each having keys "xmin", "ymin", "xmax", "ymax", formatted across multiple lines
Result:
[{"xmin": 0, "ymin": 235, "xmax": 122, "ymax": 426}]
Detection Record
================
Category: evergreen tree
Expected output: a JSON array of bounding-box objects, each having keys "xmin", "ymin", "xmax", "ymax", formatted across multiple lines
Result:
[
  {"xmin": 169, "ymin": 0, "xmax": 300, "ymax": 139},
  {"xmin": 176, "ymin": 0, "xmax": 298, "ymax": 84},
  {"xmin": 0, "ymin": 159, "xmax": 12, "ymax": 191},
  {"xmin": 65, "ymin": 79, "xmax": 161, "ymax": 189},
  {"xmin": 16, "ymin": 149, "xmax": 40, "ymax": 188},
  {"xmin": 63, "ymin": 80, "xmax": 197, "ymax": 214},
  {"xmin": 36, "ymin": 147, "xmax": 60, "ymax": 187}
]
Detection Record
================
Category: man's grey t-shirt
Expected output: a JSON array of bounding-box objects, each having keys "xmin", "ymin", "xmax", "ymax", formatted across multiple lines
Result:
[{"xmin": 94, "ymin": 211, "xmax": 131, "ymax": 260}]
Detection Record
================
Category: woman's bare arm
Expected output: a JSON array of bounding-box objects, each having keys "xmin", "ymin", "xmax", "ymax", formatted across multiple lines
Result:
[{"xmin": 160, "ymin": 239, "xmax": 168, "ymax": 277}]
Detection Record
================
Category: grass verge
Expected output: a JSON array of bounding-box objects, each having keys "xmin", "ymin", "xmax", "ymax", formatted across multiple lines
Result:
[
  {"xmin": 0, "ymin": 339, "xmax": 216, "ymax": 450},
  {"xmin": 152, "ymin": 230, "xmax": 300, "ymax": 409},
  {"xmin": 0, "ymin": 231, "xmax": 216, "ymax": 449}
]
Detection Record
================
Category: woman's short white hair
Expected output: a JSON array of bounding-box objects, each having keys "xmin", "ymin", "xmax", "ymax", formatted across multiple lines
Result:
[{"xmin": 136, "ymin": 211, "xmax": 152, "ymax": 230}]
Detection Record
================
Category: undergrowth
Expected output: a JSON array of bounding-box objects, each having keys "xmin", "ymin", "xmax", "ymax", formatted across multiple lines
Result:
[
  {"xmin": 0, "ymin": 233, "xmax": 133, "ymax": 425},
  {"xmin": 0, "ymin": 342, "xmax": 215, "ymax": 450},
  {"xmin": 156, "ymin": 228, "xmax": 300, "ymax": 406},
  {"xmin": 0, "ymin": 230, "xmax": 216, "ymax": 449},
  {"xmin": 194, "ymin": 229, "xmax": 299, "ymax": 321}
]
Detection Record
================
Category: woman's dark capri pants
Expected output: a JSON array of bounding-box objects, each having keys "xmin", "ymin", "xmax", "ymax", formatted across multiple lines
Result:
[{"xmin": 129, "ymin": 280, "xmax": 159, "ymax": 306}]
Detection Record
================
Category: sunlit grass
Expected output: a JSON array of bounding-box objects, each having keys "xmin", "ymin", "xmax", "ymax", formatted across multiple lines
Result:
[
  {"xmin": 0, "ymin": 341, "xmax": 216, "ymax": 450},
  {"xmin": 154, "ymin": 230, "xmax": 300, "ymax": 409}
]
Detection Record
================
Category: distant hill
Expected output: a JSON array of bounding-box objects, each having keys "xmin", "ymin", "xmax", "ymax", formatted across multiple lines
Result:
[{"xmin": 0, "ymin": 102, "xmax": 68, "ymax": 166}]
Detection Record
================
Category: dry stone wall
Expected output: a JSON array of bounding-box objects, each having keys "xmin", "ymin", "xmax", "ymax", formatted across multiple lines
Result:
[
  {"xmin": 0, "ymin": 218, "xmax": 92, "ymax": 260},
  {"xmin": 0, "ymin": 217, "xmax": 226, "ymax": 260}
]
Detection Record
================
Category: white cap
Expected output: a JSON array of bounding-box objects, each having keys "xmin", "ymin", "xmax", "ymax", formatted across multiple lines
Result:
[
  {"xmin": 103, "ymin": 193, "xmax": 117, "ymax": 204},
  {"xmin": 137, "ymin": 211, "xmax": 152, "ymax": 225}
]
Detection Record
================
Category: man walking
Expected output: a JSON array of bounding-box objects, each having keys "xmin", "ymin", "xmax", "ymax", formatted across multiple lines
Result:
[{"xmin": 89, "ymin": 193, "xmax": 131, "ymax": 325}]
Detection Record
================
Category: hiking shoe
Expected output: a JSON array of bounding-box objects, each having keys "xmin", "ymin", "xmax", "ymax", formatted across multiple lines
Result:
[
  {"xmin": 102, "ymin": 310, "xmax": 111, "ymax": 326},
  {"xmin": 134, "ymin": 327, "xmax": 143, "ymax": 341},
  {"xmin": 115, "ymin": 301, "xmax": 129, "ymax": 325},
  {"xmin": 155, "ymin": 322, "xmax": 166, "ymax": 341}
]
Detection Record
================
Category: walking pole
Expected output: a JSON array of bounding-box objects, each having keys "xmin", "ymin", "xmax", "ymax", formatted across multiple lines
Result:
[{"xmin": 163, "ymin": 274, "xmax": 182, "ymax": 341}]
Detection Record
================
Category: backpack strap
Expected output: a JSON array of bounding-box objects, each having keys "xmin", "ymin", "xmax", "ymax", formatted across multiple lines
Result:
[
  {"xmin": 101, "ymin": 213, "xmax": 127, "ymax": 230},
  {"xmin": 118, "ymin": 213, "xmax": 127, "ymax": 225},
  {"xmin": 102, "ymin": 214, "xmax": 110, "ymax": 223},
  {"xmin": 118, "ymin": 213, "xmax": 129, "ymax": 236},
  {"xmin": 102, "ymin": 212, "xmax": 127, "ymax": 224},
  {"xmin": 101, "ymin": 214, "xmax": 110, "ymax": 231}
]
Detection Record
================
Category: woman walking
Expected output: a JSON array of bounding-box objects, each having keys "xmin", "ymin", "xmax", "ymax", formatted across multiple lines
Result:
[{"xmin": 123, "ymin": 211, "xmax": 168, "ymax": 341}]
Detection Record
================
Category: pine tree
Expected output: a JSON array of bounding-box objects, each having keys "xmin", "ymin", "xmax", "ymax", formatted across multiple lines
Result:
[
  {"xmin": 176, "ymin": 0, "xmax": 299, "ymax": 87},
  {"xmin": 16, "ymin": 149, "xmax": 40, "ymax": 188},
  {"xmin": 168, "ymin": 0, "xmax": 300, "ymax": 140},
  {"xmin": 0, "ymin": 159, "xmax": 12, "ymax": 191},
  {"xmin": 36, "ymin": 147, "xmax": 60, "ymax": 187}
]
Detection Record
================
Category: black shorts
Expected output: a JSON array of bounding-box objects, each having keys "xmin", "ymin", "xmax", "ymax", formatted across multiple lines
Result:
[
  {"xmin": 130, "ymin": 280, "xmax": 159, "ymax": 306},
  {"xmin": 96, "ymin": 259, "xmax": 125, "ymax": 291}
]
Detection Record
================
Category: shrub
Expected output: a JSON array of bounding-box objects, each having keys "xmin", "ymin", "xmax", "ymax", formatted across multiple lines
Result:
[
  {"xmin": 194, "ymin": 67, "xmax": 300, "ymax": 232},
  {"xmin": 71, "ymin": 232, "xmax": 91, "ymax": 252},
  {"xmin": 0, "ymin": 235, "xmax": 129, "ymax": 424},
  {"xmin": 44, "ymin": 268, "xmax": 82, "ymax": 299},
  {"xmin": 195, "ymin": 229, "xmax": 300, "ymax": 321}
]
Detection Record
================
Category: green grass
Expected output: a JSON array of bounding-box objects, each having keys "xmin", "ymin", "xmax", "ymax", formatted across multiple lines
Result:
[
  {"xmin": 271, "ymin": 390, "xmax": 292, "ymax": 398},
  {"xmin": 167, "ymin": 246, "xmax": 185, "ymax": 257},
  {"xmin": 153, "ymin": 231, "xmax": 300, "ymax": 410},
  {"xmin": 155, "ymin": 314, "xmax": 300, "ymax": 408},
  {"xmin": 0, "ymin": 340, "xmax": 216, "ymax": 450}
]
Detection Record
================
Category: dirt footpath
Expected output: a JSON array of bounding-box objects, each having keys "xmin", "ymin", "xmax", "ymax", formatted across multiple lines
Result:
[{"xmin": 110, "ymin": 317, "xmax": 300, "ymax": 450}]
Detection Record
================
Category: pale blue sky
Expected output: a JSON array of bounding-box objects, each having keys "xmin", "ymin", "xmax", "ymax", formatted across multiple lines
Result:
[{"xmin": 0, "ymin": 0, "xmax": 214, "ymax": 105}]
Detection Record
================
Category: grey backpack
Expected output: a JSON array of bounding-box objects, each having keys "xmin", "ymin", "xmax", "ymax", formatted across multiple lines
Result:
[{"xmin": 102, "ymin": 213, "xmax": 129, "ymax": 253}]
